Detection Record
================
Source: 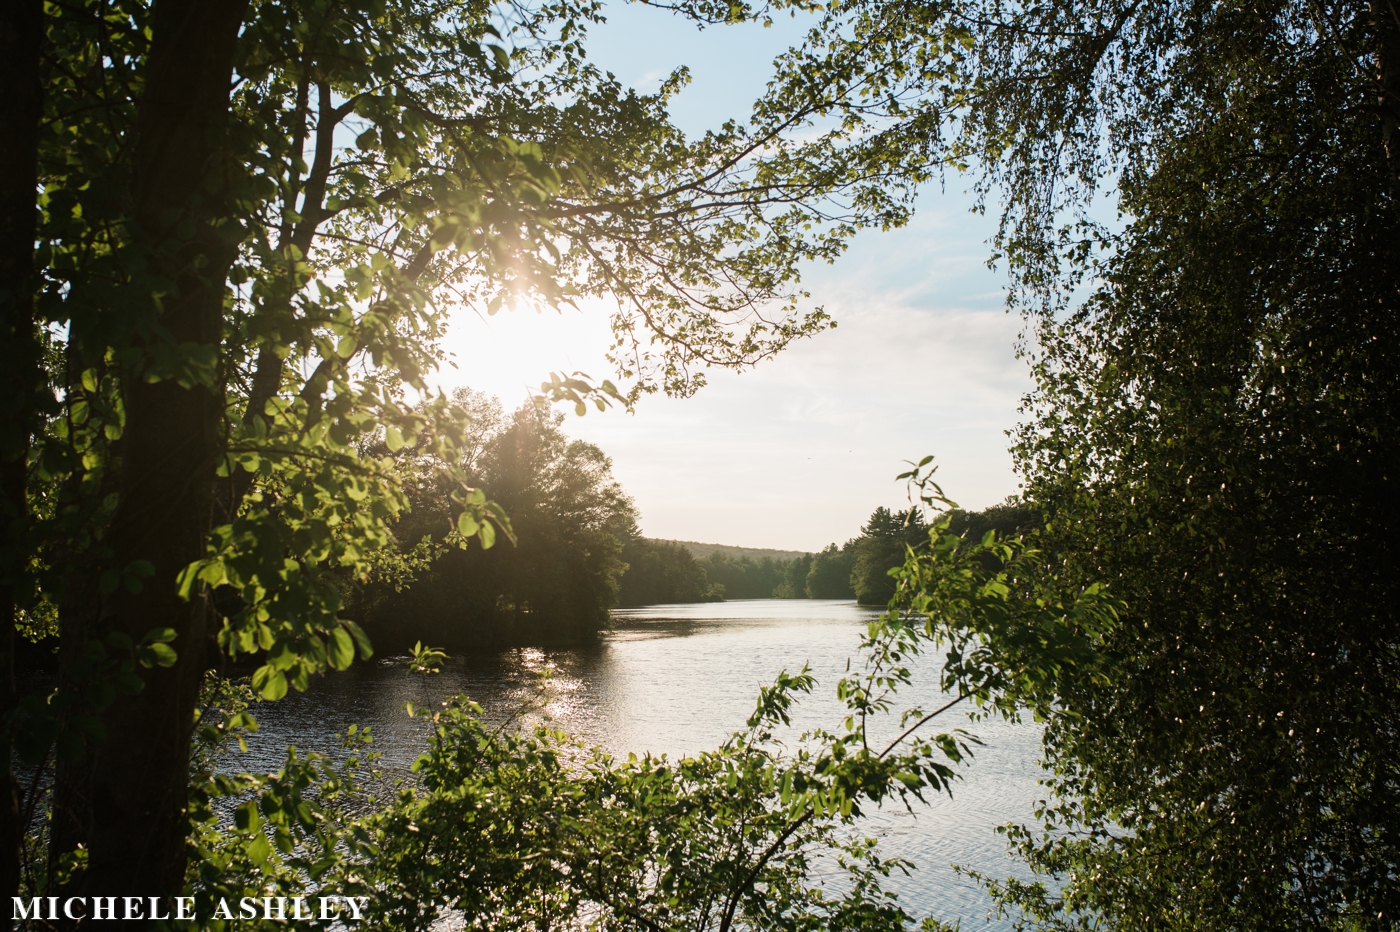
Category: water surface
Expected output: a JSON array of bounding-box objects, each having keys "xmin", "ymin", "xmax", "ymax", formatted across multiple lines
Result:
[{"xmin": 236, "ymin": 600, "xmax": 1043, "ymax": 929}]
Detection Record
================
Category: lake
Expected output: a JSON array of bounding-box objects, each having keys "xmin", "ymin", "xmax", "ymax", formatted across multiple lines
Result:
[{"xmin": 234, "ymin": 599, "xmax": 1045, "ymax": 930}]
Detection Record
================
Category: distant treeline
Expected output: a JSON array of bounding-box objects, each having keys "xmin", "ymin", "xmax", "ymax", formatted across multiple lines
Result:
[
  {"xmin": 618, "ymin": 503, "xmax": 1036, "ymax": 606},
  {"xmin": 616, "ymin": 541, "xmax": 790, "ymax": 603},
  {"xmin": 651, "ymin": 540, "xmax": 811, "ymax": 563},
  {"xmin": 352, "ymin": 388, "xmax": 1036, "ymax": 647}
]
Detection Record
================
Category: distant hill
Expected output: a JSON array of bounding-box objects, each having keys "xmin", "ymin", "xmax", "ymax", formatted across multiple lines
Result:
[{"xmin": 650, "ymin": 538, "xmax": 810, "ymax": 563}]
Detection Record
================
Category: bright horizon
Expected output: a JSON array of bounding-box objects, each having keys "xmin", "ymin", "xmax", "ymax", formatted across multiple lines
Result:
[{"xmin": 432, "ymin": 6, "xmax": 1030, "ymax": 552}]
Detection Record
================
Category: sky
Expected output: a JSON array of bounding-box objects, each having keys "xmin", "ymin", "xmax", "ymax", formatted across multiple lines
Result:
[{"xmin": 433, "ymin": 4, "xmax": 1033, "ymax": 552}]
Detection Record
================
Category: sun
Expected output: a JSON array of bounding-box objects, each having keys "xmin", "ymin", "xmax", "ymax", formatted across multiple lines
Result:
[{"xmin": 436, "ymin": 295, "xmax": 618, "ymax": 404}]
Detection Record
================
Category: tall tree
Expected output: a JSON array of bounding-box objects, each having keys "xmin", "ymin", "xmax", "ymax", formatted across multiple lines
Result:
[
  {"xmin": 849, "ymin": 506, "xmax": 926, "ymax": 605},
  {"xmin": 363, "ymin": 397, "xmax": 639, "ymax": 647},
  {"xmin": 13, "ymin": 0, "xmax": 941, "ymax": 903},
  {"xmin": 80, "ymin": 0, "xmax": 252, "ymax": 898},
  {"xmin": 699, "ymin": 552, "xmax": 787, "ymax": 599},
  {"xmin": 772, "ymin": 551, "xmax": 812, "ymax": 598},
  {"xmin": 805, "ymin": 543, "xmax": 855, "ymax": 599},
  {"xmin": 685, "ymin": 0, "xmax": 1400, "ymax": 925},
  {"xmin": 616, "ymin": 538, "xmax": 711, "ymax": 606},
  {"xmin": 0, "ymin": 0, "xmax": 46, "ymax": 918}
]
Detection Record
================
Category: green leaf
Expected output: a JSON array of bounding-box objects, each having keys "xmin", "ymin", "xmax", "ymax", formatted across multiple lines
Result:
[
  {"xmin": 175, "ymin": 565, "xmax": 201, "ymax": 601},
  {"xmin": 327, "ymin": 627, "xmax": 354, "ymax": 670},
  {"xmin": 245, "ymin": 832, "xmax": 274, "ymax": 867},
  {"xmin": 139, "ymin": 642, "xmax": 178, "ymax": 669},
  {"xmin": 252, "ymin": 665, "xmax": 288, "ymax": 701},
  {"xmin": 342, "ymin": 619, "xmax": 374, "ymax": 660},
  {"xmin": 235, "ymin": 801, "xmax": 262, "ymax": 832},
  {"xmin": 112, "ymin": 670, "xmax": 145, "ymax": 694}
]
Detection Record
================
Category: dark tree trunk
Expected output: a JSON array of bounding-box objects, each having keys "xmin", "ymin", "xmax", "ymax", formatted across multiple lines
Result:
[
  {"xmin": 1374, "ymin": 0, "xmax": 1400, "ymax": 183},
  {"xmin": 0, "ymin": 0, "xmax": 46, "ymax": 922},
  {"xmin": 48, "ymin": 337, "xmax": 120, "ymax": 892},
  {"xmin": 50, "ymin": 0, "xmax": 249, "ymax": 910},
  {"xmin": 46, "ymin": 555, "xmax": 101, "ymax": 893}
]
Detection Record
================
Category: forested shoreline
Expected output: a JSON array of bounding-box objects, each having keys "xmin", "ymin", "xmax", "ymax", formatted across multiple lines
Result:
[
  {"xmin": 618, "ymin": 503, "xmax": 1036, "ymax": 606},
  {"xmin": 346, "ymin": 388, "xmax": 1032, "ymax": 648}
]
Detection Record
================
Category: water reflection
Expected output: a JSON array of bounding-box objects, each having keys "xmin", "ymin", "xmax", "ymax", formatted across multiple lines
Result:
[{"xmin": 232, "ymin": 600, "xmax": 1042, "ymax": 930}]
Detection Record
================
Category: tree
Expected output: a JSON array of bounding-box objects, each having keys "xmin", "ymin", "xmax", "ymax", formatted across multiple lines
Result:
[
  {"xmin": 945, "ymin": 503, "xmax": 1038, "ymax": 546},
  {"xmin": 360, "ymin": 395, "xmax": 639, "ymax": 647},
  {"xmin": 699, "ymin": 552, "xmax": 787, "ymax": 599},
  {"xmin": 711, "ymin": 0, "xmax": 1400, "ymax": 925},
  {"xmin": 616, "ymin": 538, "xmax": 711, "ymax": 606},
  {"xmin": 9, "ymin": 0, "xmax": 942, "ymax": 906},
  {"xmin": 805, "ymin": 543, "xmax": 855, "ymax": 599},
  {"xmin": 849, "ymin": 506, "xmax": 927, "ymax": 605},
  {"xmin": 0, "ymin": 1, "xmax": 46, "ymax": 920},
  {"xmin": 1001, "ymin": 68, "xmax": 1400, "ymax": 930},
  {"xmin": 772, "ymin": 552, "xmax": 812, "ymax": 599}
]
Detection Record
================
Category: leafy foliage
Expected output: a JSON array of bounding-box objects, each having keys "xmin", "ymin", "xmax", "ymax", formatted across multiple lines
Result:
[
  {"xmin": 698, "ymin": 552, "xmax": 790, "ymax": 600},
  {"xmin": 618, "ymin": 542, "xmax": 800, "ymax": 604},
  {"xmin": 12, "ymin": 3, "xmax": 1057, "ymax": 896},
  {"xmin": 406, "ymin": 642, "xmax": 448, "ymax": 675},
  {"xmin": 805, "ymin": 543, "xmax": 856, "ymax": 599},
  {"xmin": 18, "ymin": 0, "xmax": 952, "ymax": 707},
  {"xmin": 6, "ymin": 0, "xmax": 968, "ymax": 897},
  {"xmin": 849, "ymin": 507, "xmax": 927, "ymax": 605}
]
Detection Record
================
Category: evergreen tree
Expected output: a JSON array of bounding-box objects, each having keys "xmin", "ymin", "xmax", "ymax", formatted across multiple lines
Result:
[{"xmin": 849, "ymin": 507, "xmax": 928, "ymax": 605}]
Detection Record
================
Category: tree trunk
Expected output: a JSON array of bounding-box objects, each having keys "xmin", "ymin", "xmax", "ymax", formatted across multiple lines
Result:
[
  {"xmin": 46, "ymin": 555, "xmax": 101, "ymax": 893},
  {"xmin": 0, "ymin": 0, "xmax": 46, "ymax": 922},
  {"xmin": 1374, "ymin": 0, "xmax": 1400, "ymax": 183},
  {"xmin": 54, "ymin": 0, "xmax": 248, "ymax": 910}
]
